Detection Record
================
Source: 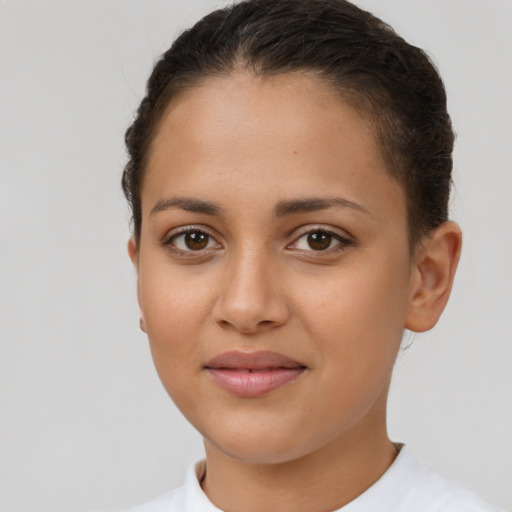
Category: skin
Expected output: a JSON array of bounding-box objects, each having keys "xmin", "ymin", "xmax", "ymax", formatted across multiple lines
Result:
[{"xmin": 128, "ymin": 72, "xmax": 461, "ymax": 512}]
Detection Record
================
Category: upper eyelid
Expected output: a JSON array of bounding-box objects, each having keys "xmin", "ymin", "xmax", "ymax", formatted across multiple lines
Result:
[
  {"xmin": 162, "ymin": 227, "xmax": 222, "ymax": 256},
  {"xmin": 290, "ymin": 224, "xmax": 353, "ymax": 241},
  {"xmin": 286, "ymin": 227, "xmax": 354, "ymax": 254},
  {"xmin": 161, "ymin": 224, "xmax": 353, "ymax": 248},
  {"xmin": 163, "ymin": 224, "xmax": 219, "ymax": 243}
]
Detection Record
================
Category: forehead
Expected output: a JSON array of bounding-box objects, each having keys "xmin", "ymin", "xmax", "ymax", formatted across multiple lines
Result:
[
  {"xmin": 148, "ymin": 71, "xmax": 378, "ymax": 167},
  {"xmin": 143, "ymin": 71, "xmax": 406, "ymax": 226}
]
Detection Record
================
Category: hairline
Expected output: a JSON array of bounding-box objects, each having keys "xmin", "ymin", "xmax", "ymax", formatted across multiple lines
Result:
[{"xmin": 137, "ymin": 65, "xmax": 423, "ymax": 251}]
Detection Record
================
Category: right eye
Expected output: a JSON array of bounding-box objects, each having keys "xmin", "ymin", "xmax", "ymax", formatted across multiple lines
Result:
[{"xmin": 166, "ymin": 229, "xmax": 220, "ymax": 252}]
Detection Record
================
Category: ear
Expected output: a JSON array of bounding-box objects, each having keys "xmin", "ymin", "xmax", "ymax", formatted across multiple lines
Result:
[
  {"xmin": 127, "ymin": 237, "xmax": 138, "ymax": 267},
  {"xmin": 127, "ymin": 238, "xmax": 147, "ymax": 333},
  {"xmin": 405, "ymin": 221, "xmax": 462, "ymax": 333}
]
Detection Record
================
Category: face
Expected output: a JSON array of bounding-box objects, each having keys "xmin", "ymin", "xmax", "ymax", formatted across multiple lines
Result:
[{"xmin": 132, "ymin": 72, "xmax": 418, "ymax": 465}]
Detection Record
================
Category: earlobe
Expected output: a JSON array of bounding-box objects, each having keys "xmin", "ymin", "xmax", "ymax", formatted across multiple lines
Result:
[
  {"xmin": 127, "ymin": 237, "xmax": 147, "ymax": 332},
  {"xmin": 405, "ymin": 221, "xmax": 462, "ymax": 333},
  {"xmin": 127, "ymin": 237, "xmax": 139, "ymax": 267}
]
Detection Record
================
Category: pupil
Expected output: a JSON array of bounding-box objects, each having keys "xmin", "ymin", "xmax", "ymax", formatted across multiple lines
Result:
[
  {"xmin": 307, "ymin": 231, "xmax": 331, "ymax": 250},
  {"xmin": 185, "ymin": 231, "xmax": 208, "ymax": 250}
]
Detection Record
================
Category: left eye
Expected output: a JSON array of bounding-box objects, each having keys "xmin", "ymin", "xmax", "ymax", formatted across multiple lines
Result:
[
  {"xmin": 168, "ymin": 230, "xmax": 218, "ymax": 251},
  {"xmin": 291, "ymin": 230, "xmax": 350, "ymax": 251}
]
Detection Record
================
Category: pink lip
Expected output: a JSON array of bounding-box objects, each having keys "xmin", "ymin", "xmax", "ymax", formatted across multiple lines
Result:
[{"xmin": 204, "ymin": 350, "xmax": 307, "ymax": 398}]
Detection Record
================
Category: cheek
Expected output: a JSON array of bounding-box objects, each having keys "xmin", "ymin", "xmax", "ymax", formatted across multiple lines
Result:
[
  {"xmin": 137, "ymin": 261, "xmax": 215, "ymax": 392},
  {"xmin": 140, "ymin": 255, "xmax": 214, "ymax": 336},
  {"xmin": 290, "ymin": 267, "xmax": 408, "ymax": 432},
  {"xmin": 294, "ymin": 254, "xmax": 410, "ymax": 371}
]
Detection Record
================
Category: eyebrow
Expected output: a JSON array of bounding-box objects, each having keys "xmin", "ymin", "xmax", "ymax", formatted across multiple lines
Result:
[
  {"xmin": 274, "ymin": 197, "xmax": 370, "ymax": 217},
  {"xmin": 149, "ymin": 195, "xmax": 369, "ymax": 218},
  {"xmin": 150, "ymin": 197, "xmax": 224, "ymax": 216}
]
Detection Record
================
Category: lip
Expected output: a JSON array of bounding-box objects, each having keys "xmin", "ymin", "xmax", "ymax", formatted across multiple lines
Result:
[{"xmin": 204, "ymin": 350, "xmax": 307, "ymax": 398}]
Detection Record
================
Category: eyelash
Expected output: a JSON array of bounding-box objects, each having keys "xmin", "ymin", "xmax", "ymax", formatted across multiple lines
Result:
[
  {"xmin": 288, "ymin": 227, "xmax": 353, "ymax": 254},
  {"xmin": 162, "ymin": 225, "xmax": 353, "ymax": 256},
  {"xmin": 161, "ymin": 225, "xmax": 221, "ymax": 256}
]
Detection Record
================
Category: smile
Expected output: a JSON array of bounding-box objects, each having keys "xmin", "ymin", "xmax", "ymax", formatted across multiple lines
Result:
[{"xmin": 204, "ymin": 350, "xmax": 307, "ymax": 398}]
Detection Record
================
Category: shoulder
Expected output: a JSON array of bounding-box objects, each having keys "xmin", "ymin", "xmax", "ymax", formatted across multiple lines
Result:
[
  {"xmin": 343, "ymin": 445, "xmax": 503, "ymax": 512},
  {"xmin": 125, "ymin": 449, "xmax": 503, "ymax": 512},
  {"xmin": 399, "ymin": 461, "xmax": 501, "ymax": 512}
]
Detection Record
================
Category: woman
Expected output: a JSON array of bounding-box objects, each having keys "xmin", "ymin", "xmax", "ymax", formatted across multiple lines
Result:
[{"xmin": 122, "ymin": 1, "xmax": 502, "ymax": 510}]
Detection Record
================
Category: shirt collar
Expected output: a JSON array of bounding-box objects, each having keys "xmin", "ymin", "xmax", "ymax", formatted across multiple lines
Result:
[{"xmin": 180, "ymin": 444, "xmax": 422, "ymax": 512}]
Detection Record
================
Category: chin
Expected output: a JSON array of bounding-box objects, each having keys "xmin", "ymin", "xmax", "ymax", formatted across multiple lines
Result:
[
  {"xmin": 202, "ymin": 423, "xmax": 323, "ymax": 466},
  {"xmin": 212, "ymin": 440, "xmax": 305, "ymax": 465}
]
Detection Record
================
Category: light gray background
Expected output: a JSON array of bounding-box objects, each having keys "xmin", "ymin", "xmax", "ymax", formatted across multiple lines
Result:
[{"xmin": 0, "ymin": 0, "xmax": 510, "ymax": 510}]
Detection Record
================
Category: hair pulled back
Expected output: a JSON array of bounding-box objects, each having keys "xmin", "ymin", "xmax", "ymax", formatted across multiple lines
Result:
[{"xmin": 122, "ymin": 0, "xmax": 454, "ymax": 247}]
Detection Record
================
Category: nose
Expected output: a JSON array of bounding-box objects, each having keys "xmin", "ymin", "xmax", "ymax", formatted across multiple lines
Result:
[{"xmin": 212, "ymin": 247, "xmax": 290, "ymax": 335}]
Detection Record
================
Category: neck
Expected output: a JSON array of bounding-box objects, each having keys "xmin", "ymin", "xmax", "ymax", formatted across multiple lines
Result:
[{"xmin": 201, "ymin": 415, "xmax": 397, "ymax": 512}]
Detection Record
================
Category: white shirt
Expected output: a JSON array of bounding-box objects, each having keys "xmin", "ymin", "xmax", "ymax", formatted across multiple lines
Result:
[{"xmin": 127, "ymin": 445, "xmax": 502, "ymax": 512}]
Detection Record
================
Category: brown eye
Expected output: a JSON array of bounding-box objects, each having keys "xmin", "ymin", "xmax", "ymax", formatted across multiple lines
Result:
[
  {"xmin": 307, "ymin": 231, "xmax": 333, "ymax": 251},
  {"xmin": 289, "ymin": 228, "xmax": 352, "ymax": 253},
  {"xmin": 184, "ymin": 231, "xmax": 209, "ymax": 250},
  {"xmin": 168, "ymin": 229, "xmax": 218, "ymax": 252}
]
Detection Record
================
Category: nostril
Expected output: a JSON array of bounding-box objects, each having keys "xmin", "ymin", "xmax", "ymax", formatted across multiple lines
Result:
[
  {"xmin": 216, "ymin": 317, "xmax": 281, "ymax": 335},
  {"xmin": 212, "ymin": 279, "xmax": 290, "ymax": 333}
]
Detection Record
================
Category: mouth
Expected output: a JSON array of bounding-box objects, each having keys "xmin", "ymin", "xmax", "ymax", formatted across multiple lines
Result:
[{"xmin": 204, "ymin": 350, "xmax": 307, "ymax": 398}]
